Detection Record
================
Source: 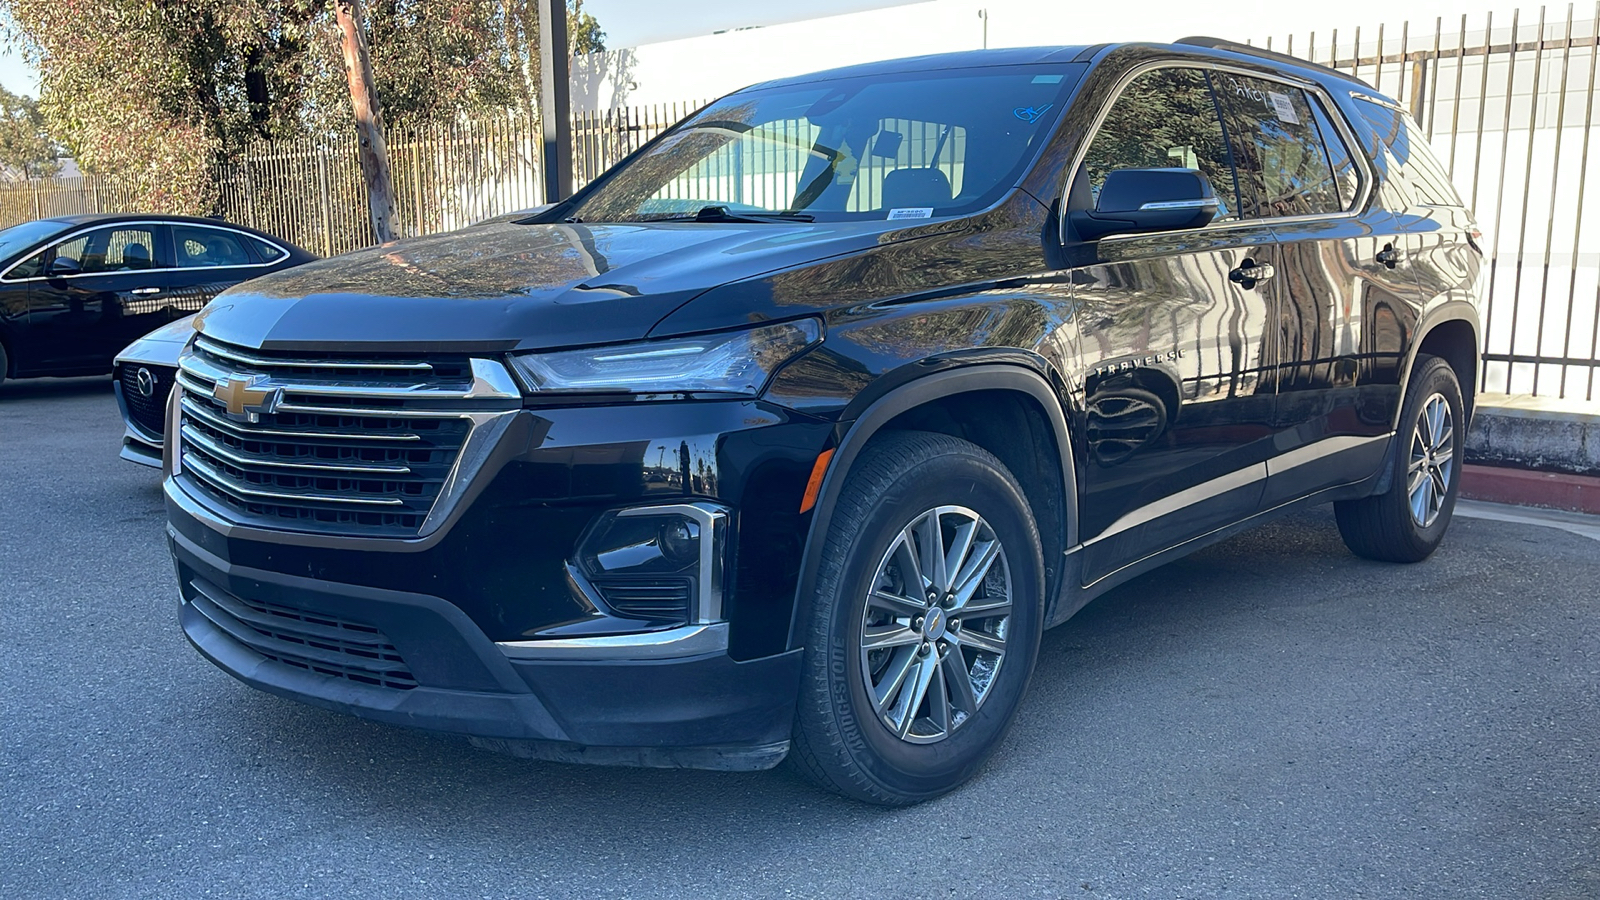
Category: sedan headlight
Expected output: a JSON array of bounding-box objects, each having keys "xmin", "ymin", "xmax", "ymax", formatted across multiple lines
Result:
[{"xmin": 508, "ymin": 318, "xmax": 822, "ymax": 396}]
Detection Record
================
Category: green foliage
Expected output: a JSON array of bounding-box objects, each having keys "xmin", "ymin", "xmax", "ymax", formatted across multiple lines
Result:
[
  {"xmin": 1, "ymin": 0, "xmax": 603, "ymax": 213},
  {"xmin": 569, "ymin": 0, "xmax": 604, "ymax": 55},
  {"xmin": 0, "ymin": 85, "xmax": 58, "ymax": 179}
]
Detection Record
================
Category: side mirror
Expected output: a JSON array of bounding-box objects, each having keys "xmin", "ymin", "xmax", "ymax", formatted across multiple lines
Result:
[
  {"xmin": 46, "ymin": 256, "xmax": 82, "ymax": 278},
  {"xmin": 1070, "ymin": 168, "xmax": 1219, "ymax": 242}
]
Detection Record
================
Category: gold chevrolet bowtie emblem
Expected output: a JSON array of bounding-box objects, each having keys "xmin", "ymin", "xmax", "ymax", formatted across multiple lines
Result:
[{"xmin": 212, "ymin": 375, "xmax": 278, "ymax": 420}]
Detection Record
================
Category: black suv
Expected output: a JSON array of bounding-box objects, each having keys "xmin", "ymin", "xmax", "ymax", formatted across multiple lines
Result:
[{"xmin": 163, "ymin": 39, "xmax": 1482, "ymax": 805}]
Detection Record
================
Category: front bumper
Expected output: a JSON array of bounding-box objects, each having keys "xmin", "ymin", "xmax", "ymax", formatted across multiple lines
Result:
[
  {"xmin": 172, "ymin": 522, "xmax": 802, "ymax": 769},
  {"xmin": 111, "ymin": 377, "xmax": 166, "ymax": 468},
  {"xmin": 167, "ymin": 398, "xmax": 827, "ymax": 767}
]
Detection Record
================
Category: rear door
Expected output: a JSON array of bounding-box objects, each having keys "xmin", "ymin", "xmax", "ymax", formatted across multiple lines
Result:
[
  {"xmin": 1212, "ymin": 73, "xmax": 1400, "ymax": 507},
  {"xmin": 161, "ymin": 223, "xmax": 285, "ymax": 315},
  {"xmin": 1069, "ymin": 64, "xmax": 1281, "ymax": 584}
]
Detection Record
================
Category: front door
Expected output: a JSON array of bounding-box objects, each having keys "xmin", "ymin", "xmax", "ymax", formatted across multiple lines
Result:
[
  {"xmin": 1068, "ymin": 65, "xmax": 1280, "ymax": 585},
  {"xmin": 26, "ymin": 223, "xmax": 171, "ymax": 369}
]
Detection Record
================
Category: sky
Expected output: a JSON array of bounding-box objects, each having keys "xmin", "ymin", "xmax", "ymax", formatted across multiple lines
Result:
[{"xmin": 582, "ymin": 0, "xmax": 921, "ymax": 47}]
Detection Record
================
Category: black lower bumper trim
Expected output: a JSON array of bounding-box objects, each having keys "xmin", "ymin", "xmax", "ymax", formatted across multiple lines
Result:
[
  {"xmin": 467, "ymin": 737, "xmax": 790, "ymax": 772},
  {"xmin": 171, "ymin": 520, "xmax": 803, "ymax": 768}
]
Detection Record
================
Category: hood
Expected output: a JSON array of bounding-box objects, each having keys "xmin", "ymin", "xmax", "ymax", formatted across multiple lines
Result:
[
  {"xmin": 114, "ymin": 313, "xmax": 198, "ymax": 366},
  {"xmin": 195, "ymin": 218, "xmax": 946, "ymax": 353}
]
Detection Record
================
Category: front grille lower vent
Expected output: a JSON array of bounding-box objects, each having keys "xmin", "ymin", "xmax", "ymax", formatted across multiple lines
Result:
[
  {"xmin": 188, "ymin": 578, "xmax": 418, "ymax": 690},
  {"xmin": 119, "ymin": 363, "xmax": 174, "ymax": 437},
  {"xmin": 172, "ymin": 336, "xmax": 514, "ymax": 537},
  {"xmin": 593, "ymin": 578, "xmax": 693, "ymax": 621}
]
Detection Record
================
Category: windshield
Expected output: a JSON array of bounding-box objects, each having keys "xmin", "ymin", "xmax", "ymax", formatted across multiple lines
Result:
[
  {"xmin": 566, "ymin": 65, "xmax": 1084, "ymax": 224},
  {"xmin": 0, "ymin": 219, "xmax": 69, "ymax": 258}
]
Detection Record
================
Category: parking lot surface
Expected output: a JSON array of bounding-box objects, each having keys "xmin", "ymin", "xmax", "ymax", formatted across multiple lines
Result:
[{"xmin": 3, "ymin": 377, "xmax": 1597, "ymax": 899}]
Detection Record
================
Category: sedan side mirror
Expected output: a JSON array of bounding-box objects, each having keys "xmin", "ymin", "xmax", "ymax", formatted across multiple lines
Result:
[
  {"xmin": 1070, "ymin": 168, "xmax": 1219, "ymax": 242},
  {"xmin": 46, "ymin": 256, "xmax": 82, "ymax": 278}
]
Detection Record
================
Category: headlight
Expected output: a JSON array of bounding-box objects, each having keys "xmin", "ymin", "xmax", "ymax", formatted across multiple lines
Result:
[{"xmin": 508, "ymin": 318, "xmax": 822, "ymax": 396}]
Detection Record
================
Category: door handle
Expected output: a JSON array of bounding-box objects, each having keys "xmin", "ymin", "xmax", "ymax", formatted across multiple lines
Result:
[
  {"xmin": 1229, "ymin": 259, "xmax": 1275, "ymax": 288},
  {"xmin": 1375, "ymin": 244, "xmax": 1401, "ymax": 269},
  {"xmin": 130, "ymin": 287, "xmax": 162, "ymax": 295}
]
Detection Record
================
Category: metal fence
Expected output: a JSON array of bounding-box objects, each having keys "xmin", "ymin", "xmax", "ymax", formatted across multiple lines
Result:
[
  {"xmin": 0, "ymin": 176, "xmax": 142, "ymax": 226},
  {"xmin": 213, "ymin": 112, "xmax": 547, "ymax": 257},
  {"xmin": 571, "ymin": 100, "xmax": 707, "ymax": 187},
  {"xmin": 1258, "ymin": 4, "xmax": 1600, "ymax": 400}
]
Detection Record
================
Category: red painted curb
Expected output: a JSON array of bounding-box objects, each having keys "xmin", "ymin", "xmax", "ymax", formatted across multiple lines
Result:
[{"xmin": 1460, "ymin": 464, "xmax": 1600, "ymax": 515}]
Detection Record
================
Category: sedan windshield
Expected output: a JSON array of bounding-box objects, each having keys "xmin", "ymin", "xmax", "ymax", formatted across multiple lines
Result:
[
  {"xmin": 565, "ymin": 64, "xmax": 1084, "ymax": 223},
  {"xmin": 0, "ymin": 219, "xmax": 68, "ymax": 259}
]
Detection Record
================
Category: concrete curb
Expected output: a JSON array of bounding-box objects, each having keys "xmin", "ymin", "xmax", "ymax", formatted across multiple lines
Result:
[
  {"xmin": 1460, "ymin": 464, "xmax": 1600, "ymax": 516},
  {"xmin": 1467, "ymin": 394, "xmax": 1600, "ymax": 475}
]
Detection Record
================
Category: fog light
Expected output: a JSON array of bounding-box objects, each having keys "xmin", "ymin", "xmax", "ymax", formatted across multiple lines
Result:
[
  {"xmin": 575, "ymin": 503, "xmax": 727, "ymax": 624},
  {"xmin": 659, "ymin": 519, "xmax": 700, "ymax": 565}
]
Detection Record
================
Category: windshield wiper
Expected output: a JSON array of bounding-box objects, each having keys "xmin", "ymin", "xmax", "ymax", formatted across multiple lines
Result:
[{"xmin": 652, "ymin": 206, "xmax": 814, "ymax": 224}]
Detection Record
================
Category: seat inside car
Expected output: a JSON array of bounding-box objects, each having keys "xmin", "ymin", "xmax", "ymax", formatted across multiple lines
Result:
[
  {"xmin": 122, "ymin": 243, "xmax": 151, "ymax": 270},
  {"xmin": 881, "ymin": 167, "xmax": 952, "ymax": 210}
]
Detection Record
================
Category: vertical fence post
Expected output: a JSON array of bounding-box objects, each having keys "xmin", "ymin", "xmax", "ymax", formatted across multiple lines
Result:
[{"xmin": 316, "ymin": 149, "xmax": 335, "ymax": 257}]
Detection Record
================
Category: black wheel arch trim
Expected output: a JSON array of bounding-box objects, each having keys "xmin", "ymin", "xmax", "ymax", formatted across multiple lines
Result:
[
  {"xmin": 1394, "ymin": 299, "xmax": 1481, "ymax": 432},
  {"xmin": 783, "ymin": 362, "xmax": 1079, "ymax": 652}
]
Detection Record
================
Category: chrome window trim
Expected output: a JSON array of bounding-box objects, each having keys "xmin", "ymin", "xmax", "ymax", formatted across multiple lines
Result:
[
  {"xmin": 1060, "ymin": 58, "xmax": 1376, "ymax": 243},
  {"xmin": 0, "ymin": 219, "xmax": 293, "ymax": 283}
]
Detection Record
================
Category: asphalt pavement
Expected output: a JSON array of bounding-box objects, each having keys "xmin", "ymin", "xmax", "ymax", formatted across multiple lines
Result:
[{"xmin": 2, "ymin": 376, "xmax": 1597, "ymax": 899}]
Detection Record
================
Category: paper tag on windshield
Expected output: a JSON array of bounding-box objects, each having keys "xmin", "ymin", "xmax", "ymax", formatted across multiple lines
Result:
[
  {"xmin": 1268, "ymin": 91, "xmax": 1300, "ymax": 124},
  {"xmin": 887, "ymin": 207, "xmax": 933, "ymax": 220}
]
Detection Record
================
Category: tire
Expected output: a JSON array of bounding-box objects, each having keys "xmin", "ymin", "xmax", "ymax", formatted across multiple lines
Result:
[
  {"xmin": 0, "ymin": 340, "xmax": 8, "ymax": 389},
  {"xmin": 789, "ymin": 430, "xmax": 1045, "ymax": 805},
  {"xmin": 1334, "ymin": 354, "xmax": 1465, "ymax": 563}
]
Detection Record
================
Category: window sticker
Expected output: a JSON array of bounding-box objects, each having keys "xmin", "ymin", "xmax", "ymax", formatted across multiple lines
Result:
[
  {"xmin": 1031, "ymin": 74, "xmax": 1065, "ymax": 84},
  {"xmin": 1268, "ymin": 91, "xmax": 1300, "ymax": 125},
  {"xmin": 887, "ymin": 207, "xmax": 934, "ymax": 220},
  {"xmin": 1012, "ymin": 104, "xmax": 1052, "ymax": 124}
]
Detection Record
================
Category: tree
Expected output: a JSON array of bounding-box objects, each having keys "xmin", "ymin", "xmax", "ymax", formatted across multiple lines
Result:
[
  {"xmin": 334, "ymin": 0, "xmax": 396, "ymax": 243},
  {"xmin": 0, "ymin": 86, "xmax": 58, "ymax": 180},
  {"xmin": 1, "ymin": 0, "xmax": 603, "ymax": 213}
]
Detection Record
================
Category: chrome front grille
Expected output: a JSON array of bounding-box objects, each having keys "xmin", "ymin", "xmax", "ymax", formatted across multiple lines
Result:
[
  {"xmin": 118, "ymin": 362, "xmax": 174, "ymax": 437},
  {"xmin": 173, "ymin": 335, "xmax": 519, "ymax": 537}
]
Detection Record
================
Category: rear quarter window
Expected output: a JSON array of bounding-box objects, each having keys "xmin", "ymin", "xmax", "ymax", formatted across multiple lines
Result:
[{"xmin": 1353, "ymin": 98, "xmax": 1463, "ymax": 209}]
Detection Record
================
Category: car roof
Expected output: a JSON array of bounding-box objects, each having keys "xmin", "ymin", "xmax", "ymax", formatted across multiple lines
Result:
[
  {"xmin": 739, "ymin": 39, "xmax": 1388, "ymax": 103},
  {"xmin": 36, "ymin": 213, "xmax": 314, "ymax": 256},
  {"xmin": 741, "ymin": 45, "xmax": 1103, "ymax": 91}
]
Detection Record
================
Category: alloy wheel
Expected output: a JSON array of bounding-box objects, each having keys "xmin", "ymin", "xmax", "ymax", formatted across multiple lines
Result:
[
  {"xmin": 858, "ymin": 505, "xmax": 1012, "ymax": 744},
  {"xmin": 1407, "ymin": 392, "xmax": 1455, "ymax": 528}
]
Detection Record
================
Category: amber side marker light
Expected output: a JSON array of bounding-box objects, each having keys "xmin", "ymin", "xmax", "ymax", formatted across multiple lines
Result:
[{"xmin": 799, "ymin": 448, "xmax": 835, "ymax": 513}]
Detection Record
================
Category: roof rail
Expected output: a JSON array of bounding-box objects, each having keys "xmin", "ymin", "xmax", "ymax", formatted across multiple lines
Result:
[{"xmin": 1174, "ymin": 35, "xmax": 1374, "ymax": 89}]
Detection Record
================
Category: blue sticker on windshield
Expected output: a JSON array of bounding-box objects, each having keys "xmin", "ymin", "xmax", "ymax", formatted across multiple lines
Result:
[{"xmin": 1013, "ymin": 104, "xmax": 1053, "ymax": 124}]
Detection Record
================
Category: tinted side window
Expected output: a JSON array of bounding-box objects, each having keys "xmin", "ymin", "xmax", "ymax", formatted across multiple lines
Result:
[
  {"xmin": 1398, "ymin": 118, "xmax": 1462, "ymax": 207},
  {"xmin": 246, "ymin": 235, "xmax": 287, "ymax": 263},
  {"xmin": 1214, "ymin": 74, "xmax": 1342, "ymax": 218},
  {"xmin": 53, "ymin": 226, "xmax": 162, "ymax": 274},
  {"xmin": 1307, "ymin": 99, "xmax": 1362, "ymax": 209},
  {"xmin": 1081, "ymin": 67, "xmax": 1239, "ymax": 220},
  {"xmin": 1351, "ymin": 98, "xmax": 1421, "ymax": 210},
  {"xmin": 175, "ymin": 226, "xmax": 251, "ymax": 268},
  {"xmin": 8, "ymin": 248, "xmax": 48, "ymax": 280}
]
